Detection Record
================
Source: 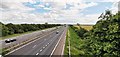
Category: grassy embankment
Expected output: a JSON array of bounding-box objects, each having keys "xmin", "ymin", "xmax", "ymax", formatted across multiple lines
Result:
[
  {"xmin": 64, "ymin": 27, "xmax": 87, "ymax": 55},
  {"xmin": 0, "ymin": 31, "xmax": 37, "ymax": 40},
  {"xmin": 0, "ymin": 27, "xmax": 56, "ymax": 40}
]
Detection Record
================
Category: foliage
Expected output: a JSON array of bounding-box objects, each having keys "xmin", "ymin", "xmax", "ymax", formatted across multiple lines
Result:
[
  {"xmin": 0, "ymin": 23, "xmax": 61, "ymax": 37},
  {"xmin": 71, "ymin": 26, "xmax": 88, "ymax": 38},
  {"xmin": 68, "ymin": 27, "xmax": 86, "ymax": 55},
  {"xmin": 83, "ymin": 10, "xmax": 120, "ymax": 56},
  {"xmin": 67, "ymin": 10, "xmax": 120, "ymax": 56}
]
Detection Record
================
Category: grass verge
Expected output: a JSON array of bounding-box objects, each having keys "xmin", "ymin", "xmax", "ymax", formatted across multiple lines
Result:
[
  {"xmin": 0, "ymin": 31, "xmax": 36, "ymax": 40},
  {"xmin": 64, "ymin": 29, "xmax": 69, "ymax": 55},
  {"xmin": 64, "ymin": 27, "xmax": 87, "ymax": 56},
  {"xmin": 0, "ymin": 27, "xmax": 55, "ymax": 40}
]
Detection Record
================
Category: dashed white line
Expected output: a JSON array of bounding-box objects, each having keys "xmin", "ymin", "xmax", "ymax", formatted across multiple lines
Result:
[
  {"xmin": 5, "ymin": 29, "xmax": 57, "ymax": 55},
  {"xmin": 33, "ymin": 45, "xmax": 37, "ymax": 48},
  {"xmin": 5, "ymin": 43, "xmax": 11, "ymax": 45},
  {"xmin": 40, "ymin": 49, "xmax": 42, "ymax": 52},
  {"xmin": 50, "ymin": 30, "xmax": 65, "ymax": 57},
  {"xmin": 43, "ymin": 47, "xmax": 45, "ymax": 49},
  {"xmin": 36, "ymin": 53, "xmax": 39, "ymax": 55},
  {"xmin": 48, "ymin": 43, "xmax": 50, "ymax": 44}
]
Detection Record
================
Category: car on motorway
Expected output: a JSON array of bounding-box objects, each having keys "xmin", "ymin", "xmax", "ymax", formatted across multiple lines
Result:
[
  {"xmin": 5, "ymin": 39, "xmax": 17, "ymax": 43},
  {"xmin": 10, "ymin": 39, "xmax": 17, "ymax": 42},
  {"xmin": 56, "ymin": 31, "xmax": 59, "ymax": 34},
  {"xmin": 5, "ymin": 39, "xmax": 11, "ymax": 43}
]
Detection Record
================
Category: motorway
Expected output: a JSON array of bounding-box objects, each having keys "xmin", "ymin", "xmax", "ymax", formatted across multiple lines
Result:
[
  {"xmin": 4, "ymin": 26, "xmax": 67, "ymax": 56},
  {"xmin": 1, "ymin": 27, "xmax": 57, "ymax": 48}
]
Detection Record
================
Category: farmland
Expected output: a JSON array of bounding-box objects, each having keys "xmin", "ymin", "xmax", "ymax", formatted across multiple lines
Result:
[{"xmin": 74, "ymin": 25, "xmax": 93, "ymax": 31}]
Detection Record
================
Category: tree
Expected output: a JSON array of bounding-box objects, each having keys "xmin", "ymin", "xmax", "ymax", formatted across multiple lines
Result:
[
  {"xmin": 82, "ymin": 10, "xmax": 120, "ymax": 56},
  {"xmin": 1, "ymin": 22, "xmax": 61, "ymax": 38}
]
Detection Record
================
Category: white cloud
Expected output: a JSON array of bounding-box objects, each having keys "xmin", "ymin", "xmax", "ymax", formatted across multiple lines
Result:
[
  {"xmin": 84, "ymin": 0, "xmax": 119, "ymax": 2},
  {"xmin": 0, "ymin": 1, "xmax": 35, "ymax": 11},
  {"xmin": 43, "ymin": 7, "xmax": 52, "ymax": 10},
  {"xmin": 38, "ymin": 4, "xmax": 45, "ymax": 8},
  {"xmin": 110, "ymin": 2, "xmax": 119, "ymax": 14},
  {"xmin": 0, "ymin": 0, "xmax": 118, "ymax": 24},
  {"xmin": 1, "ymin": 10, "xmax": 53, "ymax": 24},
  {"xmin": 1, "ymin": 0, "xmax": 35, "ymax": 3}
]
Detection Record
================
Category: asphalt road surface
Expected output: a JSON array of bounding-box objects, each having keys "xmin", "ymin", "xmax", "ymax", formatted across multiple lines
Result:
[
  {"xmin": 1, "ymin": 27, "xmax": 57, "ymax": 48},
  {"xmin": 5, "ymin": 26, "xmax": 67, "ymax": 57}
]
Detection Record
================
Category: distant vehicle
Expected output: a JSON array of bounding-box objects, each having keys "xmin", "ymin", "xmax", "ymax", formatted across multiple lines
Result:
[
  {"xmin": 10, "ymin": 39, "xmax": 17, "ymax": 42},
  {"xmin": 5, "ymin": 39, "xmax": 17, "ymax": 43},
  {"xmin": 56, "ymin": 31, "xmax": 59, "ymax": 34},
  {"xmin": 5, "ymin": 39, "xmax": 11, "ymax": 43}
]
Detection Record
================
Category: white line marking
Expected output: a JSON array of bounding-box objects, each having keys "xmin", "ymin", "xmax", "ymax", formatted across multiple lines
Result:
[
  {"xmin": 62, "ymin": 35, "xmax": 66, "ymax": 55},
  {"xmin": 62, "ymin": 29, "xmax": 67, "ymax": 55},
  {"xmin": 68, "ymin": 30, "xmax": 71, "ymax": 57},
  {"xmin": 36, "ymin": 53, "xmax": 39, "ymax": 55},
  {"xmin": 50, "ymin": 30, "xmax": 65, "ymax": 57},
  {"xmin": 45, "ymin": 45, "xmax": 47, "ymax": 46},
  {"xmin": 40, "ymin": 49, "xmax": 42, "ymax": 52},
  {"xmin": 5, "ymin": 29, "xmax": 58, "ymax": 55},
  {"xmin": 48, "ymin": 43, "xmax": 50, "ymax": 44},
  {"xmin": 5, "ymin": 43, "xmax": 11, "ymax": 45},
  {"xmin": 35, "ymin": 37, "xmax": 38, "ymax": 38},
  {"xmin": 33, "ymin": 45, "xmax": 36, "ymax": 48},
  {"xmin": 43, "ymin": 47, "xmax": 45, "ymax": 49}
]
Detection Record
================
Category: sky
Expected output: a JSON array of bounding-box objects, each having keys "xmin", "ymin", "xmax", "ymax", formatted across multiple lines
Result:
[{"xmin": 0, "ymin": 0, "xmax": 119, "ymax": 24}]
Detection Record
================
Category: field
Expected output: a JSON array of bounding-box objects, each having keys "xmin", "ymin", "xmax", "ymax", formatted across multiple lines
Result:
[{"xmin": 74, "ymin": 25, "xmax": 93, "ymax": 31}]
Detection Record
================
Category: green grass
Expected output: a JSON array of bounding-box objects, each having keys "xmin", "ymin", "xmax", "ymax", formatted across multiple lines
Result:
[
  {"xmin": 69, "ymin": 27, "xmax": 84, "ymax": 55},
  {"xmin": 64, "ymin": 29, "xmax": 69, "ymax": 55},
  {"xmin": 0, "ymin": 30, "xmax": 39, "ymax": 40},
  {"xmin": 64, "ymin": 27, "xmax": 86, "ymax": 56}
]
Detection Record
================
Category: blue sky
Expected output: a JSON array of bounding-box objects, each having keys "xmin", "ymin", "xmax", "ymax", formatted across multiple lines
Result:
[
  {"xmin": 0, "ymin": 0, "xmax": 118, "ymax": 24},
  {"xmin": 81, "ymin": 2, "xmax": 113, "ymax": 15}
]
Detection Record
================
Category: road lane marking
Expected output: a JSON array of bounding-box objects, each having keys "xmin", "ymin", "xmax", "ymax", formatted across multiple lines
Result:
[
  {"xmin": 50, "ymin": 30, "xmax": 65, "ymax": 57},
  {"xmin": 33, "ymin": 45, "xmax": 37, "ymax": 48},
  {"xmin": 35, "ymin": 37, "xmax": 38, "ymax": 38},
  {"xmin": 48, "ymin": 43, "xmax": 50, "ymax": 44},
  {"xmin": 62, "ymin": 33, "xmax": 67, "ymax": 55},
  {"xmin": 40, "ymin": 49, "xmax": 42, "ymax": 52},
  {"xmin": 45, "ymin": 45, "xmax": 47, "ymax": 46},
  {"xmin": 36, "ymin": 53, "xmax": 39, "ymax": 55},
  {"xmin": 5, "ymin": 43, "xmax": 11, "ymax": 45},
  {"xmin": 5, "ymin": 28, "xmax": 58, "ymax": 55},
  {"xmin": 43, "ymin": 47, "xmax": 45, "ymax": 49},
  {"xmin": 5, "ymin": 27, "xmax": 62, "ymax": 56}
]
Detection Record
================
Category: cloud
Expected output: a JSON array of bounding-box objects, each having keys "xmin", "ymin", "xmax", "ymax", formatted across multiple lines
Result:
[
  {"xmin": 38, "ymin": 4, "xmax": 45, "ymax": 8},
  {"xmin": 84, "ymin": 0, "xmax": 119, "ymax": 2},
  {"xmin": 110, "ymin": 2, "xmax": 119, "ymax": 14},
  {"xmin": 0, "ymin": 1, "xmax": 35, "ymax": 11},
  {"xmin": 0, "ymin": 0, "xmax": 118, "ymax": 24}
]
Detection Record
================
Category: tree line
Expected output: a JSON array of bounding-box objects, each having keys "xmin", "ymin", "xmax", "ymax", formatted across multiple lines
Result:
[
  {"xmin": 0, "ymin": 22, "xmax": 61, "ymax": 37},
  {"xmin": 71, "ymin": 10, "xmax": 120, "ymax": 56}
]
